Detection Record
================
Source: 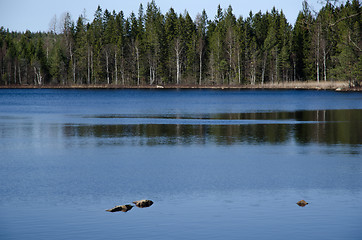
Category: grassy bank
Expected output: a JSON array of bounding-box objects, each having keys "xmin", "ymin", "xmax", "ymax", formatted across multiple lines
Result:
[{"xmin": 0, "ymin": 81, "xmax": 360, "ymax": 91}]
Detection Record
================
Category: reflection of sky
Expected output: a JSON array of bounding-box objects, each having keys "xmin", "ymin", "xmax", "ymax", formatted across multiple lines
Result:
[
  {"xmin": 1, "ymin": 90, "xmax": 361, "ymax": 240},
  {"xmin": 0, "ymin": 109, "xmax": 361, "ymax": 151},
  {"xmin": 1, "ymin": 89, "xmax": 362, "ymax": 116}
]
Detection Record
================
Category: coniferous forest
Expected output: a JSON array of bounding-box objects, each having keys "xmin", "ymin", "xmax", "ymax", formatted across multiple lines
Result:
[{"xmin": 0, "ymin": 0, "xmax": 361, "ymax": 87}]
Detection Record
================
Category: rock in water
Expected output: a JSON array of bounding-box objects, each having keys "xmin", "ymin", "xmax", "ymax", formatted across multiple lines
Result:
[
  {"xmin": 133, "ymin": 199, "xmax": 154, "ymax": 208},
  {"xmin": 106, "ymin": 204, "xmax": 133, "ymax": 212},
  {"xmin": 296, "ymin": 200, "xmax": 309, "ymax": 207}
]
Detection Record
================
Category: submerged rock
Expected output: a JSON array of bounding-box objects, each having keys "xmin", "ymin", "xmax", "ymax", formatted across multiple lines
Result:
[
  {"xmin": 296, "ymin": 200, "xmax": 309, "ymax": 207},
  {"xmin": 133, "ymin": 199, "xmax": 154, "ymax": 208},
  {"xmin": 106, "ymin": 204, "xmax": 133, "ymax": 212}
]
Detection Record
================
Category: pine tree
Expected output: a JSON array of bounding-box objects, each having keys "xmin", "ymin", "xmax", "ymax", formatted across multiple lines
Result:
[
  {"xmin": 332, "ymin": 0, "xmax": 361, "ymax": 83},
  {"xmin": 279, "ymin": 10, "xmax": 292, "ymax": 82},
  {"xmin": 74, "ymin": 14, "xmax": 87, "ymax": 84},
  {"xmin": 223, "ymin": 5, "xmax": 237, "ymax": 84},
  {"xmin": 91, "ymin": 5, "xmax": 104, "ymax": 84},
  {"xmin": 244, "ymin": 11, "xmax": 257, "ymax": 84},
  {"xmin": 0, "ymin": 1, "xmax": 360, "ymax": 86},
  {"xmin": 164, "ymin": 7, "xmax": 178, "ymax": 83},
  {"xmin": 114, "ymin": 11, "xmax": 126, "ymax": 85},
  {"xmin": 235, "ymin": 16, "xmax": 245, "ymax": 84},
  {"xmin": 60, "ymin": 12, "xmax": 75, "ymax": 84},
  {"xmin": 195, "ymin": 10, "xmax": 208, "ymax": 85},
  {"xmin": 144, "ymin": 0, "xmax": 163, "ymax": 85},
  {"xmin": 292, "ymin": 2, "xmax": 314, "ymax": 81},
  {"xmin": 102, "ymin": 9, "xmax": 116, "ymax": 84},
  {"xmin": 251, "ymin": 11, "xmax": 268, "ymax": 84},
  {"xmin": 209, "ymin": 5, "xmax": 226, "ymax": 84},
  {"xmin": 32, "ymin": 37, "xmax": 48, "ymax": 85},
  {"xmin": 183, "ymin": 12, "xmax": 197, "ymax": 83}
]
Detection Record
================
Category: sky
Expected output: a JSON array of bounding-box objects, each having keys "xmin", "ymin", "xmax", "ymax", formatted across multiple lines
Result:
[{"xmin": 0, "ymin": 0, "xmax": 327, "ymax": 32}]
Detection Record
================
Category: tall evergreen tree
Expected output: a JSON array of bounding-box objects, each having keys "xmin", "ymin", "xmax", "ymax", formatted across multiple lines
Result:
[
  {"xmin": 144, "ymin": 0, "xmax": 163, "ymax": 85},
  {"xmin": 293, "ymin": 1, "xmax": 314, "ymax": 80},
  {"xmin": 0, "ymin": 1, "xmax": 360, "ymax": 86},
  {"xmin": 195, "ymin": 10, "xmax": 208, "ymax": 85},
  {"xmin": 74, "ymin": 14, "xmax": 87, "ymax": 84}
]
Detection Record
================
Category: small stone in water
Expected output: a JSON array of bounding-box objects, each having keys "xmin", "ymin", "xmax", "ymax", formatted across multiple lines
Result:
[
  {"xmin": 133, "ymin": 199, "xmax": 154, "ymax": 208},
  {"xmin": 106, "ymin": 204, "xmax": 133, "ymax": 212},
  {"xmin": 296, "ymin": 200, "xmax": 309, "ymax": 207}
]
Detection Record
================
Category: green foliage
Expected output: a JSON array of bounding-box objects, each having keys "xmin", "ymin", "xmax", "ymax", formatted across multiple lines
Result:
[{"xmin": 0, "ymin": 1, "xmax": 360, "ymax": 86}]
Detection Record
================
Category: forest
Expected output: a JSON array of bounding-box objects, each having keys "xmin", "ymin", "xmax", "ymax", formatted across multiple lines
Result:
[{"xmin": 0, "ymin": 0, "xmax": 361, "ymax": 87}]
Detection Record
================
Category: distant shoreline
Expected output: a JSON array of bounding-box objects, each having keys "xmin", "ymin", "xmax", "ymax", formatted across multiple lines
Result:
[{"xmin": 0, "ymin": 82, "xmax": 360, "ymax": 92}]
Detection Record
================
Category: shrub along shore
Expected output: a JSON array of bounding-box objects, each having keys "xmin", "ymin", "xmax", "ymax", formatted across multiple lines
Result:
[{"xmin": 1, "ymin": 81, "xmax": 360, "ymax": 91}]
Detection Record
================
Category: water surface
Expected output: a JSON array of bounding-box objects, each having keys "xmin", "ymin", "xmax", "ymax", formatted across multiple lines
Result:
[{"xmin": 0, "ymin": 89, "xmax": 361, "ymax": 239}]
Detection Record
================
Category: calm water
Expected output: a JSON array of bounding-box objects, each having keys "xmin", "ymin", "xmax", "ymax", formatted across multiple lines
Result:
[{"xmin": 0, "ymin": 89, "xmax": 361, "ymax": 240}]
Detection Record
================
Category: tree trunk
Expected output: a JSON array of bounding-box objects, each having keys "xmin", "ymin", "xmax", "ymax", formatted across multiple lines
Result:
[
  {"xmin": 293, "ymin": 60, "xmax": 296, "ymax": 81},
  {"xmin": 33, "ymin": 67, "xmax": 37, "ymax": 85},
  {"xmin": 150, "ymin": 65, "xmax": 155, "ymax": 85},
  {"xmin": 262, "ymin": 54, "xmax": 266, "ymax": 85},
  {"xmin": 237, "ymin": 51, "xmax": 241, "ymax": 84},
  {"xmin": 323, "ymin": 49, "xmax": 327, "ymax": 81},
  {"xmin": 34, "ymin": 66, "xmax": 42, "ymax": 85},
  {"xmin": 317, "ymin": 59, "xmax": 320, "ymax": 82},
  {"xmin": 121, "ymin": 48, "xmax": 125, "ymax": 85},
  {"xmin": 115, "ymin": 51, "xmax": 118, "ymax": 85},
  {"xmin": 275, "ymin": 47, "xmax": 278, "ymax": 83},
  {"xmin": 69, "ymin": 43, "xmax": 75, "ymax": 84},
  {"xmin": 176, "ymin": 52, "xmax": 180, "ymax": 85},
  {"xmin": 175, "ymin": 39, "xmax": 182, "ymax": 85},
  {"xmin": 87, "ymin": 47, "xmax": 90, "ymax": 85},
  {"xmin": 25, "ymin": 62, "xmax": 28, "ymax": 85},
  {"xmin": 14, "ymin": 63, "xmax": 16, "ymax": 84},
  {"xmin": 253, "ymin": 55, "xmax": 257, "ymax": 85},
  {"xmin": 210, "ymin": 52, "xmax": 214, "ymax": 84},
  {"xmin": 91, "ymin": 50, "xmax": 94, "ymax": 84},
  {"xmin": 229, "ymin": 42, "xmax": 232, "ymax": 83},
  {"xmin": 199, "ymin": 51, "xmax": 202, "ymax": 85},
  {"xmin": 106, "ymin": 51, "xmax": 109, "ymax": 84},
  {"xmin": 39, "ymin": 69, "xmax": 42, "ymax": 85},
  {"xmin": 149, "ymin": 65, "xmax": 153, "ymax": 85},
  {"xmin": 217, "ymin": 35, "xmax": 220, "ymax": 82},
  {"xmin": 317, "ymin": 25, "xmax": 320, "ymax": 83},
  {"xmin": 73, "ymin": 58, "xmax": 76, "ymax": 84},
  {"xmin": 136, "ymin": 46, "xmax": 140, "ymax": 85},
  {"xmin": 18, "ymin": 63, "xmax": 21, "ymax": 84}
]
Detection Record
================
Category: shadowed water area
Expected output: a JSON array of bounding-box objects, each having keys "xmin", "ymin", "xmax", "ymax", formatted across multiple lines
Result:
[
  {"xmin": 0, "ymin": 89, "xmax": 361, "ymax": 240},
  {"xmin": 63, "ymin": 109, "xmax": 361, "ymax": 146}
]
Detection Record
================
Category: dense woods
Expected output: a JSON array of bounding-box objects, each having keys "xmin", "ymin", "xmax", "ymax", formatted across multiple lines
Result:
[{"xmin": 0, "ymin": 0, "xmax": 360, "ymax": 87}]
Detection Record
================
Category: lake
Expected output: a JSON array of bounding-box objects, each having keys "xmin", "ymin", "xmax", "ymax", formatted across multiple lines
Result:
[{"xmin": 0, "ymin": 89, "xmax": 361, "ymax": 240}]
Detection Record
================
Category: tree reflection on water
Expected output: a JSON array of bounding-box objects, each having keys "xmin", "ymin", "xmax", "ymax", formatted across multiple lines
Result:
[{"xmin": 62, "ymin": 109, "xmax": 362, "ymax": 146}]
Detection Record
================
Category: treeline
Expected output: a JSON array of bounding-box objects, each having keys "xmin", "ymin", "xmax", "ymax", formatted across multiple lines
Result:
[{"xmin": 0, "ymin": 0, "xmax": 361, "ymax": 86}]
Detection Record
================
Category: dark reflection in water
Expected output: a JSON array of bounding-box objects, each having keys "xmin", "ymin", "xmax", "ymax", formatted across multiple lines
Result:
[
  {"xmin": 1, "ymin": 90, "xmax": 361, "ymax": 240},
  {"xmin": 63, "ymin": 123, "xmax": 292, "ymax": 145},
  {"xmin": 62, "ymin": 109, "xmax": 361, "ymax": 146},
  {"xmin": 83, "ymin": 109, "xmax": 358, "ymax": 121}
]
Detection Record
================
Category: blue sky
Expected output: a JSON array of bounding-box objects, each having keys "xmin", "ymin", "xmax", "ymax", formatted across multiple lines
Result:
[{"xmin": 1, "ymin": 0, "xmax": 327, "ymax": 32}]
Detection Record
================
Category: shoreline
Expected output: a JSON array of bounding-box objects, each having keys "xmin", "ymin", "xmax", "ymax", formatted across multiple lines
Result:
[{"xmin": 0, "ymin": 81, "xmax": 360, "ymax": 92}]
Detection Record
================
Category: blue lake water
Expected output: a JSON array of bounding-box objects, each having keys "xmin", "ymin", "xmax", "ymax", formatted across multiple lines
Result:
[{"xmin": 0, "ymin": 89, "xmax": 361, "ymax": 240}]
